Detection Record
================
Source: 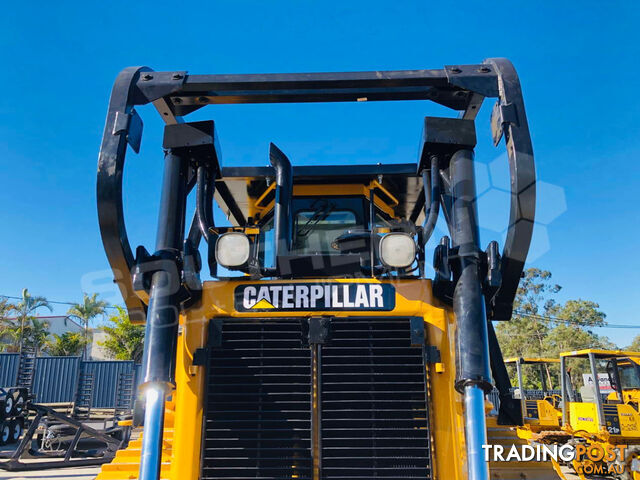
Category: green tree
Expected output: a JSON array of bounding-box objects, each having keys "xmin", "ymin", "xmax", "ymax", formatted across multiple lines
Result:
[
  {"xmin": 99, "ymin": 307, "xmax": 144, "ymax": 362},
  {"xmin": 496, "ymin": 268, "xmax": 561, "ymax": 359},
  {"xmin": 0, "ymin": 321, "xmax": 22, "ymax": 352},
  {"xmin": 557, "ymin": 299, "xmax": 606, "ymax": 327},
  {"xmin": 67, "ymin": 293, "xmax": 107, "ymax": 360},
  {"xmin": 627, "ymin": 334, "xmax": 640, "ymax": 352},
  {"xmin": 0, "ymin": 297, "xmax": 17, "ymax": 352},
  {"xmin": 14, "ymin": 288, "xmax": 52, "ymax": 353},
  {"xmin": 0, "ymin": 297, "xmax": 15, "ymax": 321},
  {"xmin": 25, "ymin": 317, "xmax": 51, "ymax": 355},
  {"xmin": 543, "ymin": 299, "xmax": 611, "ymax": 370},
  {"xmin": 45, "ymin": 332, "xmax": 87, "ymax": 356},
  {"xmin": 496, "ymin": 269, "xmax": 615, "ymax": 389}
]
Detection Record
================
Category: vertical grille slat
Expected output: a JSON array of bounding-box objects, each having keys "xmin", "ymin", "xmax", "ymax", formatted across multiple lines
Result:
[
  {"xmin": 320, "ymin": 319, "xmax": 431, "ymax": 480},
  {"xmin": 202, "ymin": 319, "xmax": 313, "ymax": 480},
  {"xmin": 202, "ymin": 317, "xmax": 432, "ymax": 480}
]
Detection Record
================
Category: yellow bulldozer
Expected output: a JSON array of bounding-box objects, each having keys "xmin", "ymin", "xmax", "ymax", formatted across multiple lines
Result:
[
  {"xmin": 93, "ymin": 59, "xmax": 569, "ymax": 480},
  {"xmin": 503, "ymin": 357, "xmax": 563, "ymax": 435},
  {"xmin": 557, "ymin": 349, "xmax": 640, "ymax": 479}
]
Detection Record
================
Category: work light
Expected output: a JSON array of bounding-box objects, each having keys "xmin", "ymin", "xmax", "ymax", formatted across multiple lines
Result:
[
  {"xmin": 378, "ymin": 233, "xmax": 416, "ymax": 268},
  {"xmin": 215, "ymin": 232, "xmax": 250, "ymax": 268}
]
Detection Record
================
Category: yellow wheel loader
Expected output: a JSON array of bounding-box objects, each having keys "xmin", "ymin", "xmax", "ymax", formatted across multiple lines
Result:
[{"xmin": 94, "ymin": 59, "xmax": 564, "ymax": 480}]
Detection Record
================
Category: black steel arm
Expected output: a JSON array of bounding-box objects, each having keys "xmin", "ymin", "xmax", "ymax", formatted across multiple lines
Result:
[
  {"xmin": 97, "ymin": 59, "xmax": 534, "ymax": 323},
  {"xmin": 482, "ymin": 58, "xmax": 535, "ymax": 321},
  {"xmin": 97, "ymin": 67, "xmax": 186, "ymax": 321},
  {"xmin": 97, "ymin": 67, "xmax": 151, "ymax": 322}
]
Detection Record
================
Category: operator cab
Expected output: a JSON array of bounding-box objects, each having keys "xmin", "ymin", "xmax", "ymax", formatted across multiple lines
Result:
[
  {"xmin": 504, "ymin": 357, "xmax": 562, "ymax": 429},
  {"xmin": 560, "ymin": 350, "xmax": 640, "ymax": 438},
  {"xmin": 211, "ymin": 157, "xmax": 425, "ymax": 279},
  {"xmin": 607, "ymin": 356, "xmax": 640, "ymax": 404}
]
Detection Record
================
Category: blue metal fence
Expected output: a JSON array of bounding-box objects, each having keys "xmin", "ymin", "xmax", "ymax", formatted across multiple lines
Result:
[
  {"xmin": 32, "ymin": 356, "xmax": 82, "ymax": 403},
  {"xmin": 83, "ymin": 360, "xmax": 136, "ymax": 408},
  {"xmin": 1, "ymin": 354, "xmax": 141, "ymax": 408},
  {"xmin": 0, "ymin": 353, "xmax": 19, "ymax": 387}
]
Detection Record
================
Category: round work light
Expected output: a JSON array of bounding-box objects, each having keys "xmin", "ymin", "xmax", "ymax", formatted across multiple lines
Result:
[
  {"xmin": 378, "ymin": 233, "xmax": 416, "ymax": 268},
  {"xmin": 215, "ymin": 232, "xmax": 251, "ymax": 268}
]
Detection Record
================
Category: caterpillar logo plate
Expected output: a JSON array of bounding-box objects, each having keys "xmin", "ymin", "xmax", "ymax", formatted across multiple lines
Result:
[{"xmin": 235, "ymin": 283, "xmax": 396, "ymax": 312}]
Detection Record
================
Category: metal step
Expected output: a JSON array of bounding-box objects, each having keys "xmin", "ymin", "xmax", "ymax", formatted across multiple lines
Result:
[
  {"xmin": 114, "ymin": 372, "xmax": 135, "ymax": 414},
  {"xmin": 15, "ymin": 350, "xmax": 36, "ymax": 388},
  {"xmin": 73, "ymin": 372, "xmax": 95, "ymax": 418}
]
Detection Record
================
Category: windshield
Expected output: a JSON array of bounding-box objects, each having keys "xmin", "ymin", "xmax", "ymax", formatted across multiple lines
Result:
[
  {"xmin": 619, "ymin": 362, "xmax": 640, "ymax": 389},
  {"xmin": 292, "ymin": 197, "xmax": 363, "ymax": 255}
]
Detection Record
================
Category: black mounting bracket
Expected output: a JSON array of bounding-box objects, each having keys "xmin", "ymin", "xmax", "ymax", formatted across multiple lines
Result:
[
  {"xmin": 131, "ymin": 245, "xmax": 201, "ymax": 310},
  {"xmin": 432, "ymin": 236, "xmax": 504, "ymax": 313},
  {"xmin": 417, "ymin": 116, "xmax": 477, "ymax": 173},
  {"xmin": 303, "ymin": 317, "xmax": 332, "ymax": 346}
]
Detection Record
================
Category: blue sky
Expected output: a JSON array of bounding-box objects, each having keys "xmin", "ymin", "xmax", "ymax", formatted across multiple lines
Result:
[{"xmin": 0, "ymin": 1, "xmax": 638, "ymax": 345}]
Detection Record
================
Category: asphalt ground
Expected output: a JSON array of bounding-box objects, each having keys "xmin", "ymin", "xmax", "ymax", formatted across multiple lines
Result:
[{"xmin": 0, "ymin": 444, "xmax": 100, "ymax": 480}]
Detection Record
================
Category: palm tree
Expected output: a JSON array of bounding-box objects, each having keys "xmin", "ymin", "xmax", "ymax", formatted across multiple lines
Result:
[
  {"xmin": 27, "ymin": 317, "xmax": 51, "ymax": 355},
  {"xmin": 16, "ymin": 289, "xmax": 52, "ymax": 354},
  {"xmin": 67, "ymin": 293, "xmax": 107, "ymax": 360},
  {"xmin": 0, "ymin": 297, "xmax": 17, "ymax": 351}
]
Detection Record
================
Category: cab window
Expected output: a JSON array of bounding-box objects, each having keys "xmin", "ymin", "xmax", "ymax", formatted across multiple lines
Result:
[
  {"xmin": 292, "ymin": 197, "xmax": 364, "ymax": 254},
  {"xmin": 619, "ymin": 363, "xmax": 640, "ymax": 389}
]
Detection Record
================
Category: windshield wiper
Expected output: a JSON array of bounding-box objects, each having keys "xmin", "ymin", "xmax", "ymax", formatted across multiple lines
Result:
[{"xmin": 297, "ymin": 200, "xmax": 335, "ymax": 237}]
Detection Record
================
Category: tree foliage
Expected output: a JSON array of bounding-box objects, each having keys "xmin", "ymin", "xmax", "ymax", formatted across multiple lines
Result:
[
  {"xmin": 496, "ymin": 269, "xmax": 614, "ymax": 389},
  {"xmin": 5, "ymin": 289, "xmax": 53, "ymax": 354},
  {"xmin": 26, "ymin": 317, "xmax": 51, "ymax": 355},
  {"xmin": 0, "ymin": 297, "xmax": 17, "ymax": 352},
  {"xmin": 45, "ymin": 332, "xmax": 86, "ymax": 356},
  {"xmin": 67, "ymin": 293, "xmax": 107, "ymax": 327},
  {"xmin": 67, "ymin": 292, "xmax": 107, "ymax": 359},
  {"xmin": 99, "ymin": 307, "xmax": 145, "ymax": 362},
  {"xmin": 628, "ymin": 335, "xmax": 640, "ymax": 352}
]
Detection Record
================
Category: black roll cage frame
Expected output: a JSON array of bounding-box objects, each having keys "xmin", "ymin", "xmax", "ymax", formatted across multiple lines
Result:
[{"xmin": 97, "ymin": 58, "xmax": 535, "ymax": 324}]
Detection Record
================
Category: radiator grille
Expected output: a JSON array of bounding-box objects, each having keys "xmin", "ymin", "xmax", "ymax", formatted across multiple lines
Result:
[
  {"xmin": 202, "ymin": 318, "xmax": 431, "ymax": 480},
  {"xmin": 203, "ymin": 320, "xmax": 312, "ymax": 480},
  {"xmin": 321, "ymin": 319, "xmax": 431, "ymax": 480}
]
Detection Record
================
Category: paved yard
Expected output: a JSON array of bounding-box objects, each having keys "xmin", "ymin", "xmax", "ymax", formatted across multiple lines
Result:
[
  {"xmin": 0, "ymin": 464, "xmax": 100, "ymax": 480},
  {"xmin": 0, "ymin": 444, "xmax": 100, "ymax": 480}
]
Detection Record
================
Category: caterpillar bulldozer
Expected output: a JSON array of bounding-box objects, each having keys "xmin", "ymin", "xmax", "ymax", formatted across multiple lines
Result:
[{"xmin": 95, "ymin": 59, "xmax": 564, "ymax": 480}]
